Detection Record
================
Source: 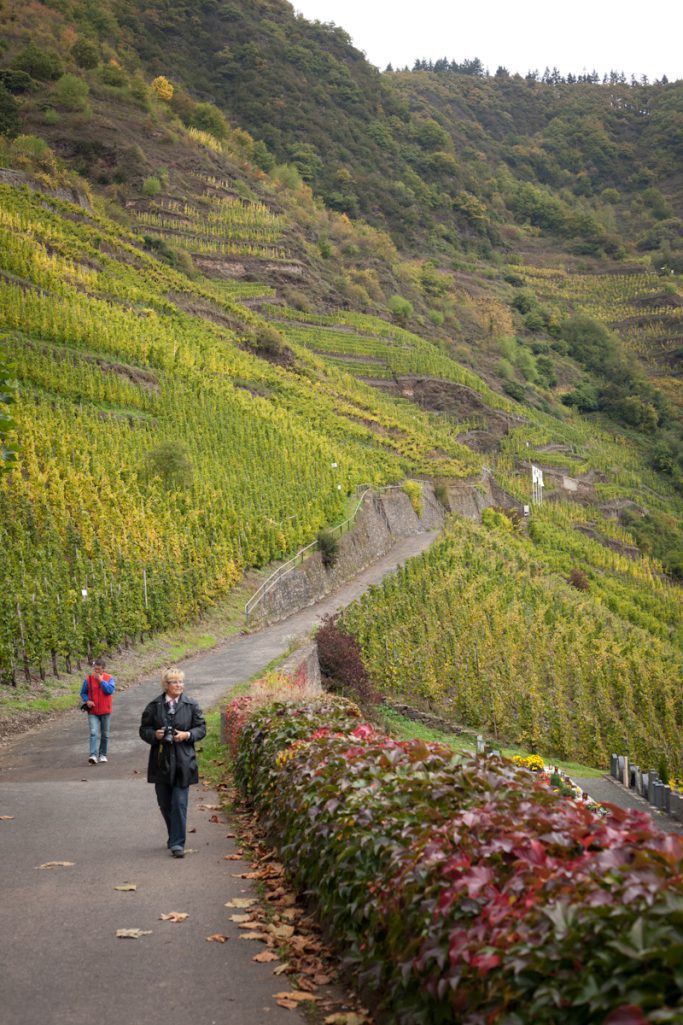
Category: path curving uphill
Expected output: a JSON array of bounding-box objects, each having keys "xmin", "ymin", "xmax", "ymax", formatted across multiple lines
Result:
[{"xmin": 0, "ymin": 529, "xmax": 438, "ymax": 1025}]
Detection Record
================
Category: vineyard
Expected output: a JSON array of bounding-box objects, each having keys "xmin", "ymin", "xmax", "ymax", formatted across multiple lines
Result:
[
  {"xmin": 518, "ymin": 265, "xmax": 683, "ymax": 375},
  {"xmin": 0, "ymin": 182, "xmax": 478, "ymax": 682},
  {"xmin": 341, "ymin": 514, "xmax": 682, "ymax": 773}
]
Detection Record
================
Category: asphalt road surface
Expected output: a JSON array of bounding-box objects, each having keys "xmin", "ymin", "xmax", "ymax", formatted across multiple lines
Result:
[{"xmin": 0, "ymin": 530, "xmax": 438, "ymax": 1025}]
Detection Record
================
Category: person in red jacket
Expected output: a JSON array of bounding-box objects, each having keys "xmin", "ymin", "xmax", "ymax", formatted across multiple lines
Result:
[{"xmin": 81, "ymin": 658, "xmax": 116, "ymax": 765}]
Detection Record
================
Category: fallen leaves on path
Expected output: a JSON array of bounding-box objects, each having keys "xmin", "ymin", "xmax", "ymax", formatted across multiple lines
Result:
[
  {"xmin": 324, "ymin": 1015, "xmax": 371, "ymax": 1025},
  {"xmin": 206, "ymin": 934, "xmax": 229, "ymax": 943},
  {"xmin": 224, "ymin": 853, "xmax": 243, "ymax": 861},
  {"xmin": 228, "ymin": 914, "xmax": 253, "ymax": 923},
  {"xmin": 239, "ymin": 931, "xmax": 270, "ymax": 941},
  {"xmin": 224, "ymin": 897, "xmax": 256, "ymax": 908},
  {"xmin": 159, "ymin": 912, "xmax": 189, "ymax": 923},
  {"xmin": 274, "ymin": 991, "xmax": 319, "ymax": 1004},
  {"xmin": 116, "ymin": 929, "xmax": 152, "ymax": 939},
  {"xmin": 199, "ymin": 804, "xmax": 222, "ymax": 811},
  {"xmin": 114, "ymin": 884, "xmax": 137, "ymax": 892},
  {"xmin": 253, "ymin": 950, "xmax": 279, "ymax": 963},
  {"xmin": 0, "ymin": 815, "xmax": 15, "ymax": 820},
  {"xmin": 37, "ymin": 861, "xmax": 74, "ymax": 869}
]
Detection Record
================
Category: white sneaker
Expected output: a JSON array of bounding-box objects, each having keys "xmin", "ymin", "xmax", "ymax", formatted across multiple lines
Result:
[
  {"xmin": 88, "ymin": 755, "xmax": 97, "ymax": 764},
  {"xmin": 98, "ymin": 755, "xmax": 108, "ymax": 763}
]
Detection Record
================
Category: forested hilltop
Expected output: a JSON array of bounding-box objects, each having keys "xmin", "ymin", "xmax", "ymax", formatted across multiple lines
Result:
[{"xmin": 0, "ymin": 0, "xmax": 681, "ymax": 772}]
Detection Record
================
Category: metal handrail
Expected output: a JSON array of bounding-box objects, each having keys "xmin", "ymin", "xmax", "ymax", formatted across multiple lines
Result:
[{"xmin": 244, "ymin": 482, "xmax": 408, "ymax": 621}]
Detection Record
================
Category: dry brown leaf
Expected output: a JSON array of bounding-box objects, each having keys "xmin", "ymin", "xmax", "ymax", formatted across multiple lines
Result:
[
  {"xmin": 269, "ymin": 924, "xmax": 295, "ymax": 940},
  {"xmin": 0, "ymin": 815, "xmax": 15, "ymax": 821},
  {"xmin": 115, "ymin": 929, "xmax": 152, "ymax": 939},
  {"xmin": 273, "ymin": 963, "xmax": 291, "ymax": 976},
  {"xmin": 228, "ymin": 914, "xmax": 253, "ymax": 923},
  {"xmin": 237, "ymin": 920, "xmax": 262, "ymax": 929},
  {"xmin": 224, "ymin": 898, "xmax": 256, "ymax": 908},
  {"xmin": 297, "ymin": 977, "xmax": 318, "ymax": 993},
  {"xmin": 224, "ymin": 854, "xmax": 243, "ymax": 861},
  {"xmin": 313, "ymin": 974, "xmax": 333, "ymax": 986},
  {"xmin": 225, "ymin": 832, "xmax": 237, "ymax": 838},
  {"xmin": 37, "ymin": 861, "xmax": 74, "ymax": 869},
  {"xmin": 208, "ymin": 815, "xmax": 223, "ymax": 823},
  {"xmin": 253, "ymin": 950, "xmax": 280, "ymax": 963},
  {"xmin": 206, "ymin": 934, "xmax": 229, "ymax": 943},
  {"xmin": 274, "ymin": 991, "xmax": 319, "ymax": 1003},
  {"xmin": 323, "ymin": 1015, "xmax": 370, "ymax": 1025},
  {"xmin": 239, "ymin": 932, "xmax": 270, "ymax": 941},
  {"xmin": 159, "ymin": 912, "xmax": 189, "ymax": 923},
  {"xmin": 114, "ymin": 884, "xmax": 137, "ymax": 892},
  {"xmin": 281, "ymin": 908, "xmax": 303, "ymax": 921},
  {"xmin": 276, "ymin": 1000, "xmax": 298, "ymax": 1010},
  {"xmin": 199, "ymin": 804, "xmax": 222, "ymax": 810}
]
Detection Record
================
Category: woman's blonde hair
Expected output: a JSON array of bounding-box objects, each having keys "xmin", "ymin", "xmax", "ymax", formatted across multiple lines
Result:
[{"xmin": 161, "ymin": 666, "xmax": 185, "ymax": 688}]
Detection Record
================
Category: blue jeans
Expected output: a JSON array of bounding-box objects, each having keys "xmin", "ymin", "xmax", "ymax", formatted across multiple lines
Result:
[
  {"xmin": 88, "ymin": 713, "xmax": 110, "ymax": 758},
  {"xmin": 154, "ymin": 783, "xmax": 189, "ymax": 850}
]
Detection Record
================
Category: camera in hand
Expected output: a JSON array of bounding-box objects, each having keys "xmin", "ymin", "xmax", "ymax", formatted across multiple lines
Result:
[{"xmin": 163, "ymin": 723, "xmax": 175, "ymax": 743}]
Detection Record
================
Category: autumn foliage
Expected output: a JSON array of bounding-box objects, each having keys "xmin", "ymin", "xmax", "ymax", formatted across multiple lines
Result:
[{"xmin": 230, "ymin": 696, "xmax": 683, "ymax": 1025}]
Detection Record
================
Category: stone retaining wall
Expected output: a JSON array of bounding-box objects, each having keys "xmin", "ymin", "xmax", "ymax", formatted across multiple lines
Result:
[{"xmin": 248, "ymin": 483, "xmax": 446, "ymax": 626}]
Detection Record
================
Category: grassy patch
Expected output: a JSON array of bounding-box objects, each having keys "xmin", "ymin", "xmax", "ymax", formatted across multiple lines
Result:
[{"xmin": 380, "ymin": 707, "xmax": 605, "ymax": 778}]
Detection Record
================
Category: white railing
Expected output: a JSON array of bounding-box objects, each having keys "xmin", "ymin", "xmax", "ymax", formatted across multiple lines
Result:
[{"xmin": 244, "ymin": 483, "xmax": 407, "ymax": 622}]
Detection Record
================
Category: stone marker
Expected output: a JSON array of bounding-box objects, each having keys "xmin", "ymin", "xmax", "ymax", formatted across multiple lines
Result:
[
  {"xmin": 622, "ymin": 756, "xmax": 629, "ymax": 787},
  {"xmin": 670, "ymin": 791, "xmax": 683, "ymax": 824}
]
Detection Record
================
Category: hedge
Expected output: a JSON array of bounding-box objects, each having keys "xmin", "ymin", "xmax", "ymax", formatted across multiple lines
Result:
[{"xmin": 230, "ymin": 697, "xmax": 683, "ymax": 1025}]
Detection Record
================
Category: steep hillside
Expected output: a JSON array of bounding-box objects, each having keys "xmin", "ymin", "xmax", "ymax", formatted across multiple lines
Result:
[{"xmin": 0, "ymin": 0, "xmax": 681, "ymax": 770}]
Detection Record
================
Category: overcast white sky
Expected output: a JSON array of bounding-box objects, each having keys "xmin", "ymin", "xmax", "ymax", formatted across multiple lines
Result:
[{"xmin": 293, "ymin": 1, "xmax": 681, "ymax": 81}]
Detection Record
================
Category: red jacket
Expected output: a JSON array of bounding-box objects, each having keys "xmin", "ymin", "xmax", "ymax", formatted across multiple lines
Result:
[{"xmin": 81, "ymin": 674, "xmax": 115, "ymax": 715}]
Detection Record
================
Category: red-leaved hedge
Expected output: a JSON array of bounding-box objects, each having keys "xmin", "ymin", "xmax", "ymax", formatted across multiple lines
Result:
[{"xmin": 229, "ymin": 696, "xmax": 683, "ymax": 1025}]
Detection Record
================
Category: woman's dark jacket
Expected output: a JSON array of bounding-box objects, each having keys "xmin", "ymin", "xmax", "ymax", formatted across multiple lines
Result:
[{"xmin": 139, "ymin": 693, "xmax": 206, "ymax": 787}]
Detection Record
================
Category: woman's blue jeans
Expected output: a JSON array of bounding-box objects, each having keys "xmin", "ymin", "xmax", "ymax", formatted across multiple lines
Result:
[
  {"xmin": 88, "ymin": 713, "xmax": 110, "ymax": 758},
  {"xmin": 154, "ymin": 783, "xmax": 189, "ymax": 850}
]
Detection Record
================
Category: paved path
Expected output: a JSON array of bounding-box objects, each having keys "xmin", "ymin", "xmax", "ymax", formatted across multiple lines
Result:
[
  {"xmin": 0, "ymin": 530, "xmax": 438, "ymax": 1025},
  {"xmin": 573, "ymin": 776, "xmax": 683, "ymax": 835}
]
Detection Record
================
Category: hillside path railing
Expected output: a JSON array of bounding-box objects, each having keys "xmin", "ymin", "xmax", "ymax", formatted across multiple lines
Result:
[{"xmin": 244, "ymin": 483, "xmax": 407, "ymax": 622}]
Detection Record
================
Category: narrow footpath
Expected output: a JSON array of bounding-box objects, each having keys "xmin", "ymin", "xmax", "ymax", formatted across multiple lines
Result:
[{"xmin": 0, "ymin": 529, "xmax": 437, "ymax": 1025}]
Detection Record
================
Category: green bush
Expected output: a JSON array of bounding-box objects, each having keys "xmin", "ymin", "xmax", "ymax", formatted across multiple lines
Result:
[
  {"xmin": 142, "ymin": 175, "xmax": 162, "ymax": 197},
  {"xmin": 98, "ymin": 63, "xmax": 128, "ymax": 87},
  {"xmin": 71, "ymin": 39, "xmax": 99, "ymax": 70},
  {"xmin": 388, "ymin": 294, "xmax": 413, "ymax": 323},
  {"xmin": 0, "ymin": 69, "xmax": 35, "ymax": 94},
  {"xmin": 12, "ymin": 43, "xmax": 63, "ymax": 81},
  {"xmin": 316, "ymin": 529, "xmax": 340, "ymax": 569},
  {"xmin": 187, "ymin": 102, "xmax": 228, "ymax": 140},
  {"xmin": 54, "ymin": 74, "xmax": 90, "ymax": 111},
  {"xmin": 42, "ymin": 107, "xmax": 60, "ymax": 126},
  {"xmin": 0, "ymin": 83, "xmax": 21, "ymax": 139},
  {"xmin": 143, "ymin": 441, "xmax": 194, "ymax": 490}
]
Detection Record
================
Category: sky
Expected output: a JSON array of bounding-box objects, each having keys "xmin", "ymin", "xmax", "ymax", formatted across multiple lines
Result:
[{"xmin": 292, "ymin": 0, "xmax": 681, "ymax": 81}]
